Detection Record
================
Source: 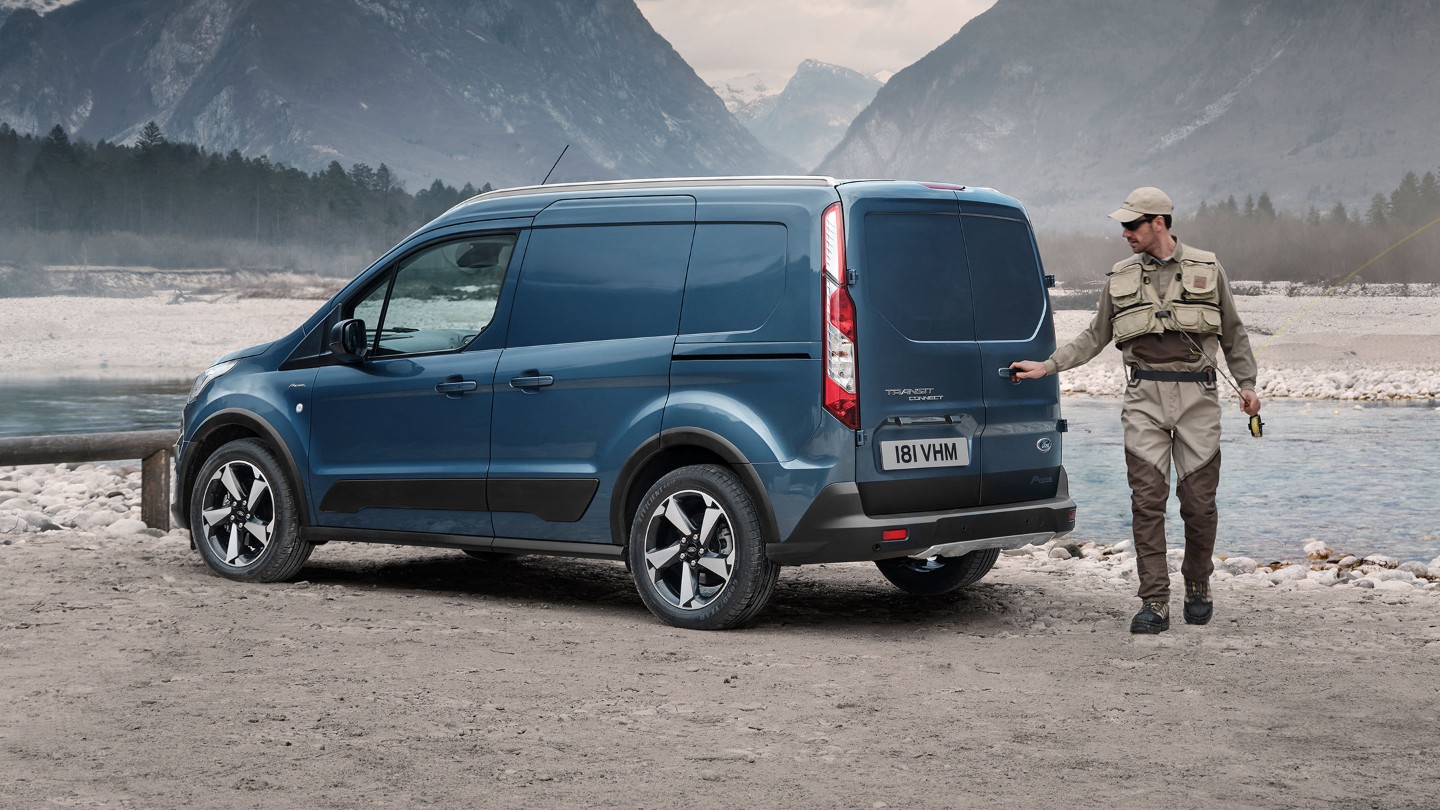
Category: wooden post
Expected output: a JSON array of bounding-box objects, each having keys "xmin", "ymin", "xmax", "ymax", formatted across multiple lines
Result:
[
  {"xmin": 141, "ymin": 449, "xmax": 172, "ymax": 531},
  {"xmin": 0, "ymin": 430, "xmax": 179, "ymax": 530}
]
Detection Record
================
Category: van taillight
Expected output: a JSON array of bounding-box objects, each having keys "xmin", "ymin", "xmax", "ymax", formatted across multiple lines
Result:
[{"xmin": 822, "ymin": 202, "xmax": 859, "ymax": 429}]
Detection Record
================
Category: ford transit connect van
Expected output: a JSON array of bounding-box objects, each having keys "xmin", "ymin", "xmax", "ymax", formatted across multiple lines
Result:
[{"xmin": 175, "ymin": 177, "xmax": 1075, "ymax": 629}]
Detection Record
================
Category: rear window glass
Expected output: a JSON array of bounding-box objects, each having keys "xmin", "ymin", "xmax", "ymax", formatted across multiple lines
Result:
[
  {"xmin": 680, "ymin": 224, "xmax": 786, "ymax": 335},
  {"xmin": 960, "ymin": 215, "xmax": 1046, "ymax": 341},
  {"xmin": 864, "ymin": 212, "xmax": 974, "ymax": 341},
  {"xmin": 864, "ymin": 211, "xmax": 1045, "ymax": 342}
]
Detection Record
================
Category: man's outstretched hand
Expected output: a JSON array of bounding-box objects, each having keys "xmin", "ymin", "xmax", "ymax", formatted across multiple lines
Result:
[{"xmin": 1009, "ymin": 360, "xmax": 1047, "ymax": 380}]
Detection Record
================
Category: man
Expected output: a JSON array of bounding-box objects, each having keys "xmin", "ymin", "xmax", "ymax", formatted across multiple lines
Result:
[{"xmin": 1010, "ymin": 187, "xmax": 1261, "ymax": 634}]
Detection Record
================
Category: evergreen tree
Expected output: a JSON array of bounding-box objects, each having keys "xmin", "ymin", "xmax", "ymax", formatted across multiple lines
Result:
[
  {"xmin": 1366, "ymin": 193, "xmax": 1389, "ymax": 227},
  {"xmin": 1242, "ymin": 194, "xmax": 1255, "ymax": 218},
  {"xmin": 1389, "ymin": 171, "xmax": 1424, "ymax": 226},
  {"xmin": 1420, "ymin": 170, "xmax": 1440, "ymax": 216},
  {"xmin": 1329, "ymin": 201, "xmax": 1349, "ymax": 226},
  {"xmin": 1255, "ymin": 191, "xmax": 1276, "ymax": 221}
]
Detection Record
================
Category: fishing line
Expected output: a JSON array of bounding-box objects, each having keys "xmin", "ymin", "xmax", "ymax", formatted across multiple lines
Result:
[{"xmin": 1257, "ymin": 212, "xmax": 1440, "ymax": 353}]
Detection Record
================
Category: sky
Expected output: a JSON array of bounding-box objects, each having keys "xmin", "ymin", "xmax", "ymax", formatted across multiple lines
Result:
[{"xmin": 635, "ymin": 0, "xmax": 997, "ymax": 88}]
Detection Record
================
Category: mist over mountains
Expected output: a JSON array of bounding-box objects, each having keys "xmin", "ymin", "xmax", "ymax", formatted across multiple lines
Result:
[
  {"xmin": 0, "ymin": 0, "xmax": 793, "ymax": 189},
  {"xmin": 1, "ymin": 0, "xmax": 1434, "ymax": 235},
  {"xmin": 821, "ymin": 0, "xmax": 1440, "ymax": 230},
  {"xmin": 740, "ymin": 59, "xmax": 881, "ymax": 172}
]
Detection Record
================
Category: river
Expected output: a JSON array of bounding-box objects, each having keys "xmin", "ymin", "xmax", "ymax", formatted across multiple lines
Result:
[{"xmin": 1, "ymin": 380, "xmax": 1436, "ymax": 563}]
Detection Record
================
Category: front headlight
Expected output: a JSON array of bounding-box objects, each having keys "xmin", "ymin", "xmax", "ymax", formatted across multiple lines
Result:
[{"xmin": 187, "ymin": 360, "xmax": 238, "ymax": 403}]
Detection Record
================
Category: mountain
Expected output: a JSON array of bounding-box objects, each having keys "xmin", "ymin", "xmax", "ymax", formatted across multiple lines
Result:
[
  {"xmin": 711, "ymin": 70, "xmax": 787, "ymax": 118},
  {"xmin": 820, "ymin": 0, "xmax": 1440, "ymax": 230},
  {"xmin": 0, "ymin": 0, "xmax": 795, "ymax": 189},
  {"xmin": 743, "ymin": 59, "xmax": 881, "ymax": 172}
]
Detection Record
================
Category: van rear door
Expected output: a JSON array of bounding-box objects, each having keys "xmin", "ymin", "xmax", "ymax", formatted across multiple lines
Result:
[{"xmin": 842, "ymin": 184, "xmax": 1061, "ymax": 516}]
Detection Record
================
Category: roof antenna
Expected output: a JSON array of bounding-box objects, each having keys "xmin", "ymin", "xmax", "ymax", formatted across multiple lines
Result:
[{"xmin": 541, "ymin": 145, "xmax": 569, "ymax": 185}]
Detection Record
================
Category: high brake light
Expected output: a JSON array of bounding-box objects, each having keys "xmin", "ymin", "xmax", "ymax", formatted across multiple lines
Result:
[{"xmin": 822, "ymin": 202, "xmax": 859, "ymax": 430}]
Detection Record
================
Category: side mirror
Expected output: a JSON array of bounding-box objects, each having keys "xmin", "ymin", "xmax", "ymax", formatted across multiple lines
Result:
[{"xmin": 328, "ymin": 318, "xmax": 369, "ymax": 363}]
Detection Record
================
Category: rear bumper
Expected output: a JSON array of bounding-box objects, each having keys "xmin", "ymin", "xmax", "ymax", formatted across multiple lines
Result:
[{"xmin": 766, "ymin": 468, "xmax": 1076, "ymax": 565}]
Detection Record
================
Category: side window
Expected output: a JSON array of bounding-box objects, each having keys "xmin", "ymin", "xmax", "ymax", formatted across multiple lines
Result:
[
  {"xmin": 507, "ymin": 224, "xmax": 692, "ymax": 347},
  {"xmin": 350, "ymin": 234, "xmax": 516, "ymax": 357},
  {"xmin": 960, "ymin": 215, "xmax": 1046, "ymax": 341}
]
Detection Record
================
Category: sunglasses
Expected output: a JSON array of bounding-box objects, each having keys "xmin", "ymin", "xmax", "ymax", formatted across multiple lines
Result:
[{"xmin": 1121, "ymin": 215, "xmax": 1155, "ymax": 231}]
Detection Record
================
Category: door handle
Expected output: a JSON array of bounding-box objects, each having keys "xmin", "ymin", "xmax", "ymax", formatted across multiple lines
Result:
[
  {"xmin": 509, "ymin": 374, "xmax": 555, "ymax": 390},
  {"xmin": 435, "ymin": 379, "xmax": 478, "ymax": 396}
]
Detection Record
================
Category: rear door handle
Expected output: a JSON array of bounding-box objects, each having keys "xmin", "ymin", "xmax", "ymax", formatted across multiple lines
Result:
[{"xmin": 509, "ymin": 375, "xmax": 555, "ymax": 390}]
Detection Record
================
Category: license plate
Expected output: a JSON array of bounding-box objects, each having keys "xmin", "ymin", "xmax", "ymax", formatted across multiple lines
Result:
[{"xmin": 880, "ymin": 437, "xmax": 970, "ymax": 470}]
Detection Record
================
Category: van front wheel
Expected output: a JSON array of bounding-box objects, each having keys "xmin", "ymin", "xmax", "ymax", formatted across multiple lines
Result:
[
  {"xmin": 190, "ymin": 438, "xmax": 312, "ymax": 583},
  {"xmin": 874, "ymin": 548, "xmax": 999, "ymax": 596},
  {"xmin": 628, "ymin": 465, "xmax": 778, "ymax": 630}
]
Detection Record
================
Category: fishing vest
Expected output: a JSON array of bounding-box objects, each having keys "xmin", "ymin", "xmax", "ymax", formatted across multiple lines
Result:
[{"xmin": 1107, "ymin": 247, "xmax": 1223, "ymax": 344}]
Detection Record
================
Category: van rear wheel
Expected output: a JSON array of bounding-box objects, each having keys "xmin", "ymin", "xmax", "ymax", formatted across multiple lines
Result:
[
  {"xmin": 628, "ymin": 465, "xmax": 778, "ymax": 630},
  {"xmin": 875, "ymin": 548, "xmax": 999, "ymax": 596}
]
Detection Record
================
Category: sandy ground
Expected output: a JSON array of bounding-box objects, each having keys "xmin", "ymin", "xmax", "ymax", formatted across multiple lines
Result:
[
  {"xmin": 3, "ymin": 291, "xmax": 1438, "ymax": 807},
  {"xmin": 4, "ymin": 527, "xmax": 1439, "ymax": 810}
]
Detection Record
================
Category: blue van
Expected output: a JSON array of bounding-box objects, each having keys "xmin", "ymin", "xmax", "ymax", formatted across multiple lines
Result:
[{"xmin": 175, "ymin": 177, "xmax": 1075, "ymax": 629}]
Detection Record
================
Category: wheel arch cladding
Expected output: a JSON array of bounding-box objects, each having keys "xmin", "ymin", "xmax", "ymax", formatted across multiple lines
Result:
[
  {"xmin": 610, "ymin": 428, "xmax": 780, "ymax": 548},
  {"xmin": 182, "ymin": 410, "xmax": 310, "ymax": 528}
]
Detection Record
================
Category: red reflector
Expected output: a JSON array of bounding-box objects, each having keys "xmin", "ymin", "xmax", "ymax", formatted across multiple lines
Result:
[
  {"xmin": 1066, "ymin": 509, "xmax": 1077, "ymax": 523},
  {"xmin": 882, "ymin": 529, "xmax": 908, "ymax": 542}
]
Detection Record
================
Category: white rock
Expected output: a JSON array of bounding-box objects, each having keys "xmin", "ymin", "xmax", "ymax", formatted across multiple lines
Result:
[
  {"xmin": 1363, "ymin": 554, "xmax": 1400, "ymax": 568},
  {"xmin": 1269, "ymin": 565, "xmax": 1309, "ymax": 584},
  {"xmin": 1376, "ymin": 570, "xmax": 1417, "ymax": 584},
  {"xmin": 1375, "ymin": 580, "xmax": 1417, "ymax": 592},
  {"xmin": 68, "ymin": 510, "xmax": 121, "ymax": 531},
  {"xmin": 105, "ymin": 518, "xmax": 151, "ymax": 537},
  {"xmin": 1222, "ymin": 557, "xmax": 1258, "ymax": 575},
  {"xmin": 1354, "ymin": 579, "xmax": 1376, "ymax": 589},
  {"xmin": 0, "ymin": 497, "xmax": 33, "ymax": 510},
  {"xmin": 1337, "ymin": 555, "xmax": 1360, "ymax": 567},
  {"xmin": 1397, "ymin": 562, "xmax": 1429, "ymax": 578},
  {"xmin": 1302, "ymin": 539, "xmax": 1329, "ymax": 557},
  {"xmin": 1307, "ymin": 569, "xmax": 1340, "ymax": 586},
  {"xmin": 1049, "ymin": 547, "xmax": 1072, "ymax": 560}
]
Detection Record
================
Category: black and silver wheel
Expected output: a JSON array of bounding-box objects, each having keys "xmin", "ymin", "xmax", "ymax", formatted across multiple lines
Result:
[
  {"xmin": 874, "ymin": 548, "xmax": 999, "ymax": 596},
  {"xmin": 628, "ymin": 465, "xmax": 778, "ymax": 630},
  {"xmin": 190, "ymin": 438, "xmax": 311, "ymax": 582}
]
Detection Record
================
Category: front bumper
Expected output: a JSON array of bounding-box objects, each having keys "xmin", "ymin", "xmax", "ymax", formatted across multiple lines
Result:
[{"xmin": 766, "ymin": 468, "xmax": 1076, "ymax": 565}]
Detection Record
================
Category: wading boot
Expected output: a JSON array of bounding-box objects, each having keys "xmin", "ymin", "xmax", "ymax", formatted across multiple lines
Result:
[
  {"xmin": 1129, "ymin": 600, "xmax": 1170, "ymax": 634},
  {"xmin": 1184, "ymin": 579, "xmax": 1213, "ymax": 625}
]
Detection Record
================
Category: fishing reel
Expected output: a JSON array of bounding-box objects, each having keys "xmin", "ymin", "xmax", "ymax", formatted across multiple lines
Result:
[{"xmin": 1248, "ymin": 413, "xmax": 1264, "ymax": 438}]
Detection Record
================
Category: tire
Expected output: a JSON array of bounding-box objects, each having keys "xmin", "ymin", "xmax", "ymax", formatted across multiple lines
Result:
[
  {"xmin": 627, "ymin": 465, "xmax": 778, "ymax": 630},
  {"xmin": 189, "ymin": 438, "xmax": 312, "ymax": 583},
  {"xmin": 874, "ymin": 548, "xmax": 999, "ymax": 596}
]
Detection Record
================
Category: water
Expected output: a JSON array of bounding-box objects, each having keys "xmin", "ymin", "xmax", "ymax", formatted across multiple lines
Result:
[
  {"xmin": 2, "ymin": 380, "xmax": 1436, "ymax": 563},
  {"xmin": 1060, "ymin": 397, "xmax": 1440, "ymax": 563},
  {"xmin": 0, "ymin": 379, "xmax": 188, "ymax": 437}
]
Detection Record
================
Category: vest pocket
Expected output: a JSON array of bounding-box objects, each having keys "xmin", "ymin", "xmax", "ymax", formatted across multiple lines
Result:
[
  {"xmin": 1108, "ymin": 268, "xmax": 1144, "ymax": 306},
  {"xmin": 1169, "ymin": 303, "xmax": 1222, "ymax": 333},
  {"xmin": 1112, "ymin": 304, "xmax": 1159, "ymax": 342},
  {"xmin": 1180, "ymin": 264, "xmax": 1219, "ymax": 298}
]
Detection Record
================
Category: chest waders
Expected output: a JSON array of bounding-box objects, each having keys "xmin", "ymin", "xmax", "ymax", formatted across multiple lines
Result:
[{"xmin": 1109, "ymin": 259, "xmax": 1224, "ymax": 603}]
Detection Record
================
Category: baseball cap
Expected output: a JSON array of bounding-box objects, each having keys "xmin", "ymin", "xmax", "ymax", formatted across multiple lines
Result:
[{"xmin": 1108, "ymin": 187, "xmax": 1174, "ymax": 223}]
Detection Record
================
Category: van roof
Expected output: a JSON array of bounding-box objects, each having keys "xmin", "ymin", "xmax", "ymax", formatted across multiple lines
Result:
[{"xmin": 432, "ymin": 176, "xmax": 1023, "ymax": 228}]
